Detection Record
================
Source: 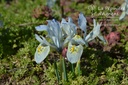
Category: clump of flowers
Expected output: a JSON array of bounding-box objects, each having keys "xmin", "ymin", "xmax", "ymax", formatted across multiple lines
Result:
[
  {"xmin": 34, "ymin": 13, "xmax": 106, "ymax": 64},
  {"xmin": 34, "ymin": 13, "xmax": 107, "ymax": 82}
]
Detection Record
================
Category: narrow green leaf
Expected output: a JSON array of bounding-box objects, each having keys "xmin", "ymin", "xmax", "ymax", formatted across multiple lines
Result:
[
  {"xmin": 54, "ymin": 61, "xmax": 60, "ymax": 83},
  {"xmin": 75, "ymin": 60, "xmax": 81, "ymax": 76},
  {"xmin": 62, "ymin": 57, "xmax": 68, "ymax": 82}
]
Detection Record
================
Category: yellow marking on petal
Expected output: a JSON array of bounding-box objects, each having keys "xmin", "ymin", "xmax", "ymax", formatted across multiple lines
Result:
[
  {"xmin": 70, "ymin": 45, "xmax": 78, "ymax": 53},
  {"xmin": 37, "ymin": 45, "xmax": 45, "ymax": 54},
  {"xmin": 74, "ymin": 35, "xmax": 81, "ymax": 39}
]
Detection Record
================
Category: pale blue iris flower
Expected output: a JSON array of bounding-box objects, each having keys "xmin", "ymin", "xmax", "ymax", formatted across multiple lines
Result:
[
  {"xmin": 34, "ymin": 34, "xmax": 51, "ymax": 63},
  {"xmin": 34, "ymin": 13, "xmax": 106, "ymax": 64},
  {"xmin": 62, "ymin": 13, "xmax": 86, "ymax": 64},
  {"xmin": 119, "ymin": 0, "xmax": 128, "ymax": 20},
  {"xmin": 35, "ymin": 43, "xmax": 50, "ymax": 64},
  {"xmin": 66, "ymin": 14, "xmax": 106, "ymax": 64},
  {"xmin": 36, "ymin": 19, "xmax": 66, "ymax": 50},
  {"xmin": 85, "ymin": 19, "xmax": 107, "ymax": 44},
  {"xmin": 35, "ymin": 19, "xmax": 68, "ymax": 63}
]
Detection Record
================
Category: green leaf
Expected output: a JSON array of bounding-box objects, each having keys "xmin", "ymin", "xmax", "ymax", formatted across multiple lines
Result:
[
  {"xmin": 34, "ymin": 44, "xmax": 50, "ymax": 64},
  {"xmin": 75, "ymin": 60, "xmax": 81, "ymax": 76}
]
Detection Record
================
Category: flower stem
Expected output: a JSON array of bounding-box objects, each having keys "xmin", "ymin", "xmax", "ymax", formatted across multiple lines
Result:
[
  {"xmin": 62, "ymin": 57, "xmax": 68, "ymax": 82},
  {"xmin": 54, "ymin": 61, "xmax": 60, "ymax": 83},
  {"xmin": 77, "ymin": 60, "xmax": 81, "ymax": 76},
  {"xmin": 71, "ymin": 63, "xmax": 75, "ymax": 76}
]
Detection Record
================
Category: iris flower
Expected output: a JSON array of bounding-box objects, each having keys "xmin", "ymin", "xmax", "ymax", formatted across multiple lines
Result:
[
  {"xmin": 119, "ymin": 0, "xmax": 128, "ymax": 20},
  {"xmin": 34, "ymin": 34, "xmax": 51, "ymax": 63},
  {"xmin": 61, "ymin": 13, "xmax": 86, "ymax": 64},
  {"xmin": 85, "ymin": 19, "xmax": 107, "ymax": 44},
  {"xmin": 61, "ymin": 13, "xmax": 86, "ymax": 45},
  {"xmin": 34, "ymin": 13, "xmax": 106, "ymax": 64},
  {"xmin": 36, "ymin": 19, "xmax": 67, "ymax": 50},
  {"xmin": 35, "ymin": 19, "xmax": 76, "ymax": 63},
  {"xmin": 35, "ymin": 19, "xmax": 68, "ymax": 63},
  {"xmin": 66, "ymin": 14, "xmax": 106, "ymax": 63}
]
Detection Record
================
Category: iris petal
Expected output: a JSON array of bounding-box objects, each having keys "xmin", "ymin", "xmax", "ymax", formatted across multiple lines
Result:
[
  {"xmin": 61, "ymin": 23, "xmax": 72, "ymax": 35},
  {"xmin": 68, "ymin": 17, "xmax": 74, "ymax": 23},
  {"xmin": 35, "ymin": 34, "xmax": 50, "ymax": 46},
  {"xmin": 78, "ymin": 13, "xmax": 87, "ymax": 35},
  {"xmin": 34, "ymin": 44, "xmax": 50, "ymax": 64},
  {"xmin": 92, "ymin": 23, "xmax": 101, "ymax": 36},
  {"xmin": 121, "ymin": 3, "xmax": 126, "ymax": 11},
  {"xmin": 51, "ymin": 36, "xmax": 60, "ymax": 49},
  {"xmin": 35, "ymin": 25, "xmax": 48, "ymax": 31},
  {"xmin": 35, "ymin": 34, "xmax": 43, "ymax": 43},
  {"xmin": 98, "ymin": 34, "xmax": 107, "ymax": 44},
  {"xmin": 67, "ymin": 42, "xmax": 83, "ymax": 64},
  {"xmin": 93, "ymin": 19, "xmax": 96, "ymax": 28},
  {"xmin": 63, "ymin": 36, "xmax": 72, "ymax": 45},
  {"xmin": 61, "ymin": 17, "xmax": 76, "ymax": 36},
  {"xmin": 85, "ymin": 31, "xmax": 94, "ymax": 42},
  {"xmin": 85, "ymin": 19, "xmax": 105, "ymax": 43},
  {"xmin": 40, "ymin": 35, "xmax": 51, "ymax": 46},
  {"xmin": 72, "ymin": 35, "xmax": 85, "ymax": 45},
  {"xmin": 126, "ymin": 0, "xmax": 128, "ymax": 3},
  {"xmin": 119, "ymin": 11, "xmax": 126, "ymax": 20}
]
